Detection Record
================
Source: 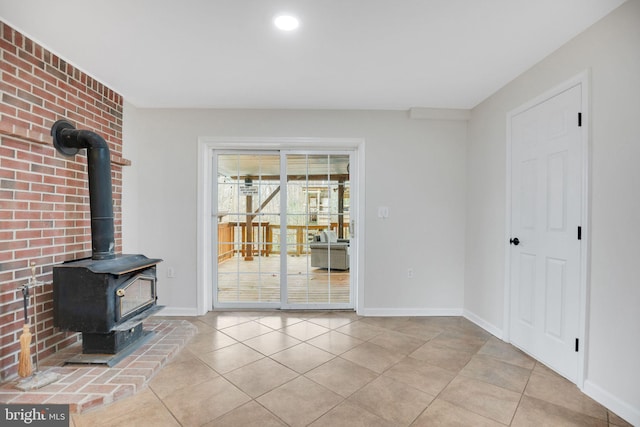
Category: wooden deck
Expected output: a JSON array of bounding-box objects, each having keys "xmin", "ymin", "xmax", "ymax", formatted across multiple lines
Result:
[{"xmin": 216, "ymin": 254, "xmax": 350, "ymax": 304}]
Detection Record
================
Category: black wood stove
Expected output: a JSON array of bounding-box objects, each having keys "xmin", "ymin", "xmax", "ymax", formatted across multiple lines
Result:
[{"xmin": 51, "ymin": 120, "xmax": 162, "ymax": 365}]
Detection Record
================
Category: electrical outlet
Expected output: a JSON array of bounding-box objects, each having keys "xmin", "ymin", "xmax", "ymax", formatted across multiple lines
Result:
[
  {"xmin": 407, "ymin": 268, "xmax": 414, "ymax": 279},
  {"xmin": 167, "ymin": 267, "xmax": 175, "ymax": 278}
]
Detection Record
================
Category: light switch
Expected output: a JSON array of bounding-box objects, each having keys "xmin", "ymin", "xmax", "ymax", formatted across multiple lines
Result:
[{"xmin": 377, "ymin": 206, "xmax": 389, "ymax": 219}]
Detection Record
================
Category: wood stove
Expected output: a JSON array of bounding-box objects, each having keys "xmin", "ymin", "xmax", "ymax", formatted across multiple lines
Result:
[{"xmin": 50, "ymin": 120, "xmax": 162, "ymax": 365}]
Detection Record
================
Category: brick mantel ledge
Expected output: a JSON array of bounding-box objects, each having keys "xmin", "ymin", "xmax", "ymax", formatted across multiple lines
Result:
[{"xmin": 0, "ymin": 122, "xmax": 132, "ymax": 167}]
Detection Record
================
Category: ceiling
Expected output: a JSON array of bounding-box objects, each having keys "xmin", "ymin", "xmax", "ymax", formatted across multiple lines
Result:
[{"xmin": 0, "ymin": 0, "xmax": 626, "ymax": 110}]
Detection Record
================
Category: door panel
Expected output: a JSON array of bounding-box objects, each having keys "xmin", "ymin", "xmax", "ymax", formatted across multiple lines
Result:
[
  {"xmin": 544, "ymin": 257, "xmax": 566, "ymax": 339},
  {"xmin": 216, "ymin": 152, "xmax": 281, "ymax": 306},
  {"xmin": 518, "ymin": 253, "xmax": 536, "ymax": 326},
  {"xmin": 510, "ymin": 84, "xmax": 582, "ymax": 382},
  {"xmin": 284, "ymin": 153, "xmax": 351, "ymax": 307},
  {"xmin": 547, "ymin": 151, "xmax": 567, "ymax": 231}
]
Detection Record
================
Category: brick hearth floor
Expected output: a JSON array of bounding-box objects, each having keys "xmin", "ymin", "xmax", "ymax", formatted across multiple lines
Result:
[{"xmin": 0, "ymin": 319, "xmax": 197, "ymax": 413}]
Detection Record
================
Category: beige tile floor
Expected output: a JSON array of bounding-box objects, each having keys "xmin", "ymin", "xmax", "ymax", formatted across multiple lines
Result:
[{"xmin": 71, "ymin": 311, "xmax": 632, "ymax": 427}]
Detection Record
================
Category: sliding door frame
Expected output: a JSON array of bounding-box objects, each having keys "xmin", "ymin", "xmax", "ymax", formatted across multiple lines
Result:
[{"xmin": 197, "ymin": 137, "xmax": 365, "ymax": 315}]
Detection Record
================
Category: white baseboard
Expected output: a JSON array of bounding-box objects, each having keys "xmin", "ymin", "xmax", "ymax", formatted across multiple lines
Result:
[
  {"xmin": 463, "ymin": 309, "xmax": 503, "ymax": 339},
  {"xmin": 583, "ymin": 380, "xmax": 639, "ymax": 427},
  {"xmin": 357, "ymin": 307, "xmax": 463, "ymax": 317},
  {"xmin": 153, "ymin": 306, "xmax": 200, "ymax": 317}
]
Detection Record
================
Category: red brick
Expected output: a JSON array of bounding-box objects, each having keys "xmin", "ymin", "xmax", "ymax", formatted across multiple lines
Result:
[
  {"xmin": 15, "ymin": 229, "xmax": 42, "ymax": 239},
  {"xmin": 0, "ymin": 259, "xmax": 28, "ymax": 272},
  {"xmin": 15, "ymin": 190, "xmax": 42, "ymax": 201},
  {"xmin": 32, "ymin": 85, "xmax": 59, "ymax": 104},
  {"xmin": 33, "ymin": 67, "xmax": 57, "ymax": 86},
  {"xmin": 30, "ymin": 123, "xmax": 49, "ymax": 136},
  {"xmin": 57, "ymin": 80, "xmax": 78, "ymax": 97},
  {"xmin": 13, "ymin": 31, "xmax": 23, "ymax": 48},
  {"xmin": 0, "ymin": 200, "xmax": 28, "ymax": 210},
  {"xmin": 16, "ymin": 170, "xmax": 43, "ymax": 183},
  {"xmin": 32, "ymin": 164, "xmax": 56, "ymax": 176},
  {"xmin": 0, "ymin": 190, "xmax": 14, "ymax": 200},
  {"xmin": 15, "ymin": 248, "xmax": 41, "ymax": 259},
  {"xmin": 2, "ymin": 51, "xmax": 33, "ymax": 73},
  {"xmin": 17, "ymin": 48, "xmax": 44, "ymax": 69},
  {"xmin": 0, "ymin": 37, "xmax": 17, "ymax": 54},
  {"xmin": 0, "ymin": 102, "xmax": 18, "ymax": 117},
  {"xmin": 17, "ymin": 69, "xmax": 45, "ymax": 88},
  {"xmin": 43, "ymin": 156, "xmax": 66, "ymax": 168},
  {"xmin": 2, "ymin": 137, "xmax": 30, "ymax": 151},
  {"xmin": 28, "ymin": 237, "xmax": 54, "ymax": 247},
  {"xmin": 1, "ymin": 115, "xmax": 31, "ymax": 129},
  {"xmin": 0, "ymin": 311, "xmax": 16, "ymax": 328},
  {"xmin": 34, "ymin": 44, "xmax": 43, "ymax": 61},
  {"xmin": 0, "ymin": 167, "xmax": 15, "ymax": 180},
  {"xmin": 29, "ymin": 220, "xmax": 54, "ymax": 229},
  {"xmin": 0, "ymin": 59, "xmax": 17, "ymax": 74},
  {"xmin": 16, "ymin": 148, "xmax": 43, "ymax": 164},
  {"xmin": 44, "ymin": 63, "xmax": 66, "ymax": 81},
  {"xmin": 14, "ymin": 210, "xmax": 40, "ymax": 220},
  {"xmin": 43, "ymin": 99, "xmax": 65, "ymax": 115},
  {"xmin": 42, "ymin": 222, "xmax": 66, "ymax": 233},
  {"xmin": 3, "ymin": 72, "xmax": 32, "ymax": 94},
  {"xmin": 29, "ymin": 202, "xmax": 54, "ymax": 211},
  {"xmin": 32, "ymin": 104, "xmax": 57, "ymax": 121},
  {"xmin": 0, "ymin": 157, "xmax": 30, "ymax": 171},
  {"xmin": 66, "ymin": 110, "xmax": 87, "ymax": 124},
  {"xmin": 1, "ymin": 179, "xmax": 27, "ymax": 190},
  {"xmin": 31, "ymin": 183, "xmax": 56, "ymax": 193}
]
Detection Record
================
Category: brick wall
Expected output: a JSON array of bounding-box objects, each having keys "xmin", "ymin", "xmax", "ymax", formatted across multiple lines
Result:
[{"xmin": 0, "ymin": 21, "xmax": 129, "ymax": 380}]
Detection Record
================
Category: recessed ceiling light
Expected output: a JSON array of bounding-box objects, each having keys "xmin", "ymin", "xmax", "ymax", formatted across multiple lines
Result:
[{"xmin": 274, "ymin": 15, "xmax": 299, "ymax": 31}]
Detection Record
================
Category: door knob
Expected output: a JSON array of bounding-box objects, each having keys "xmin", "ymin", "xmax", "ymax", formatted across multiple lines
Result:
[{"xmin": 510, "ymin": 237, "xmax": 520, "ymax": 246}]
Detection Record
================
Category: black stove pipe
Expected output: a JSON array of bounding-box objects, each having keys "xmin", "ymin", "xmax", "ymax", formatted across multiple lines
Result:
[{"xmin": 51, "ymin": 120, "xmax": 115, "ymax": 260}]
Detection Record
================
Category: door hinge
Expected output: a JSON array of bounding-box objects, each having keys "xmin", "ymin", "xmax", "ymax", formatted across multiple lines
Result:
[
  {"xmin": 575, "ymin": 338, "xmax": 579, "ymax": 352},
  {"xmin": 578, "ymin": 112, "xmax": 582, "ymax": 127},
  {"xmin": 577, "ymin": 226, "xmax": 582, "ymax": 240}
]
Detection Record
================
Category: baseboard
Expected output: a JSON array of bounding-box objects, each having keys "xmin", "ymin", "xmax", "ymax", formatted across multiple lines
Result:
[
  {"xmin": 357, "ymin": 307, "xmax": 463, "ymax": 317},
  {"xmin": 583, "ymin": 380, "xmax": 639, "ymax": 427},
  {"xmin": 153, "ymin": 306, "xmax": 200, "ymax": 317},
  {"xmin": 463, "ymin": 309, "xmax": 503, "ymax": 339}
]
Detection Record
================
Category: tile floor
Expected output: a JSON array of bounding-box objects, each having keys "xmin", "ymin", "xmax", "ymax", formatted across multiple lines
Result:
[{"xmin": 71, "ymin": 311, "xmax": 632, "ymax": 427}]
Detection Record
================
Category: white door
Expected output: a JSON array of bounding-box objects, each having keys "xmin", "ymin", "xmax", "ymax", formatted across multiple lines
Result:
[{"xmin": 509, "ymin": 84, "xmax": 583, "ymax": 382}]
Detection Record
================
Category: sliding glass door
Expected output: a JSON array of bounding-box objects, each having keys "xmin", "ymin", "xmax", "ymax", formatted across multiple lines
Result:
[{"xmin": 213, "ymin": 150, "xmax": 353, "ymax": 309}]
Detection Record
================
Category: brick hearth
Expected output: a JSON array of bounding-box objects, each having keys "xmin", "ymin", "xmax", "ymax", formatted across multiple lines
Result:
[{"xmin": 0, "ymin": 319, "xmax": 196, "ymax": 413}]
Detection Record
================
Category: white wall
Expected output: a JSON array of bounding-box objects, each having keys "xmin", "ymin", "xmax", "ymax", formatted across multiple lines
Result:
[
  {"xmin": 121, "ymin": 101, "xmax": 140, "ymax": 254},
  {"xmin": 122, "ymin": 109, "xmax": 467, "ymax": 314},
  {"xmin": 465, "ymin": 0, "xmax": 640, "ymax": 423}
]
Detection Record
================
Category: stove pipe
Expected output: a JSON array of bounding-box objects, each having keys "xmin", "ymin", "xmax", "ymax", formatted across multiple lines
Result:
[{"xmin": 51, "ymin": 120, "xmax": 115, "ymax": 260}]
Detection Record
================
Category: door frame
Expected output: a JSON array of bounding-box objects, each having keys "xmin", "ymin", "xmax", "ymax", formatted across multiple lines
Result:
[
  {"xmin": 503, "ymin": 70, "xmax": 590, "ymax": 388},
  {"xmin": 197, "ymin": 136, "xmax": 365, "ymax": 315}
]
